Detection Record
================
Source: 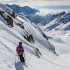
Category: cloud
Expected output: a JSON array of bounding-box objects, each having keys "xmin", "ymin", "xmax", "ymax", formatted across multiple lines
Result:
[
  {"xmin": 15, "ymin": 0, "xmax": 70, "ymax": 1},
  {"xmin": 15, "ymin": 0, "xmax": 68, "ymax": 1},
  {"xmin": 0, "ymin": 0, "xmax": 70, "ymax": 6},
  {"xmin": 36, "ymin": 9, "xmax": 70, "ymax": 16},
  {"xmin": 0, "ymin": 0, "xmax": 13, "ymax": 1}
]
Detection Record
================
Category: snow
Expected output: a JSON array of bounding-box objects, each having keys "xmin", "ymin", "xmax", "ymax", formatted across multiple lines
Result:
[
  {"xmin": 61, "ymin": 22, "xmax": 70, "ymax": 30},
  {"xmin": 38, "ymin": 11, "xmax": 70, "ymax": 69},
  {"xmin": 0, "ymin": 3, "xmax": 70, "ymax": 70},
  {"xmin": 0, "ymin": 3, "xmax": 13, "ymax": 14}
]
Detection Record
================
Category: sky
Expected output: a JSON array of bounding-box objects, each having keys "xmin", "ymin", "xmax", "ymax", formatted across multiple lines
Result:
[{"xmin": 0, "ymin": 0, "xmax": 70, "ymax": 7}]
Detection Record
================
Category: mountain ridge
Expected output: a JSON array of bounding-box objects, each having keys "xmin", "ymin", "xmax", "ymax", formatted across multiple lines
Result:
[{"xmin": 6, "ymin": 4, "xmax": 39, "ymax": 16}]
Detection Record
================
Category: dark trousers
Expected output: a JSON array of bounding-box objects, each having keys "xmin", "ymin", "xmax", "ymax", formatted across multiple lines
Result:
[{"xmin": 19, "ymin": 54, "xmax": 25, "ymax": 62}]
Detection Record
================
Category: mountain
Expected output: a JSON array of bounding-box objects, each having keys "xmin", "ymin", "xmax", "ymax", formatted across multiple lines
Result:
[
  {"xmin": 0, "ymin": 3, "xmax": 62, "ymax": 70},
  {"xmin": 38, "ymin": 12, "xmax": 70, "ymax": 31},
  {"xmin": 0, "ymin": 3, "xmax": 17, "ymax": 27},
  {"xmin": 6, "ymin": 4, "xmax": 70, "ymax": 29},
  {"xmin": 6, "ymin": 4, "xmax": 39, "ymax": 16},
  {"xmin": 6, "ymin": 4, "xmax": 45, "ymax": 24}
]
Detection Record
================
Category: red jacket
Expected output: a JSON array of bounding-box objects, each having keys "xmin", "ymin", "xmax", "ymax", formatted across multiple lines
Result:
[{"xmin": 16, "ymin": 46, "xmax": 24, "ymax": 55}]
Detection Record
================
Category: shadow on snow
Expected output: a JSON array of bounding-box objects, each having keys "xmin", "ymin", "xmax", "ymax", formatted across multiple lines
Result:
[{"xmin": 15, "ymin": 61, "xmax": 24, "ymax": 70}]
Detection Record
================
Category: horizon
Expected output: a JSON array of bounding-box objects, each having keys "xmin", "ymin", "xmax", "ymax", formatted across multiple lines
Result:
[
  {"xmin": 33, "ymin": 5, "xmax": 70, "ymax": 10},
  {"xmin": 5, "ymin": 4, "xmax": 70, "ymax": 10},
  {"xmin": 5, "ymin": 4, "xmax": 70, "ymax": 16},
  {"xmin": 0, "ymin": 0, "xmax": 70, "ymax": 7}
]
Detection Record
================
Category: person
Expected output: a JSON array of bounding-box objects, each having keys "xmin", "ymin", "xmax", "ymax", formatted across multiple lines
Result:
[{"xmin": 16, "ymin": 42, "xmax": 25, "ymax": 62}]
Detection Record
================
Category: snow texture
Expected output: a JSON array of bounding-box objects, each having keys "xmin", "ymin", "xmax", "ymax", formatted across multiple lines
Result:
[{"xmin": 0, "ymin": 3, "xmax": 70, "ymax": 70}]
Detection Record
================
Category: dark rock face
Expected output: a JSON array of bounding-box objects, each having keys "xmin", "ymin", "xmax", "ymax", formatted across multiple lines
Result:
[
  {"xmin": 42, "ymin": 32, "xmax": 48, "ymax": 40},
  {"xmin": 17, "ymin": 23, "xmax": 24, "ymax": 29},
  {"xmin": 0, "ymin": 11, "xmax": 13, "ymax": 27},
  {"xmin": 10, "ymin": 11, "xmax": 16, "ymax": 19},
  {"xmin": 39, "ymin": 28, "xmax": 48, "ymax": 40},
  {"xmin": 24, "ymin": 34, "xmax": 35, "ymax": 43},
  {"xmin": 5, "ymin": 15, "xmax": 13, "ymax": 27}
]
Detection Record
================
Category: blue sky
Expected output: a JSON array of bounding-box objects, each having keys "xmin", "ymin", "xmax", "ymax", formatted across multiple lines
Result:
[
  {"xmin": 33, "ymin": 5, "xmax": 70, "ymax": 9},
  {"xmin": 0, "ymin": 0, "xmax": 70, "ymax": 6}
]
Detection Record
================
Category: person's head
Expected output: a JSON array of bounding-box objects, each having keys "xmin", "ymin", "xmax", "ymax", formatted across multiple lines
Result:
[{"xmin": 19, "ymin": 42, "xmax": 22, "ymax": 46}]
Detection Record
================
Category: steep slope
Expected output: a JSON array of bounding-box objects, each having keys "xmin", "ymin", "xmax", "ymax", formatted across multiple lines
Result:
[
  {"xmin": 0, "ymin": 3, "xmax": 16, "ymax": 18},
  {"xmin": 0, "ymin": 3, "xmax": 16, "ymax": 27},
  {"xmin": 39, "ymin": 12, "xmax": 70, "ymax": 31},
  {"xmin": 61, "ymin": 22, "xmax": 70, "ymax": 30},
  {"xmin": 6, "ymin": 4, "xmax": 70, "ymax": 30},
  {"xmin": 0, "ymin": 3, "xmax": 66, "ymax": 70}
]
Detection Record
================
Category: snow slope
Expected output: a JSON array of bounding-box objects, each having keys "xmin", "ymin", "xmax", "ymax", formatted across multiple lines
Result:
[
  {"xmin": 39, "ymin": 21, "xmax": 70, "ymax": 70},
  {"xmin": 0, "ymin": 3, "xmax": 70, "ymax": 70},
  {"xmin": 39, "ymin": 12, "xmax": 70, "ymax": 31}
]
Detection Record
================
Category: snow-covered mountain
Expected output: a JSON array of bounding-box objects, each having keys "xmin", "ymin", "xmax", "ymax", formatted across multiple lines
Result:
[
  {"xmin": 38, "ymin": 12, "xmax": 70, "ymax": 31},
  {"xmin": 6, "ymin": 4, "xmax": 46, "ymax": 24},
  {"xmin": 6, "ymin": 4, "xmax": 39, "ymax": 16},
  {"xmin": 0, "ymin": 3, "xmax": 16, "ymax": 27},
  {"xmin": 6, "ymin": 4, "xmax": 70, "ymax": 31},
  {"xmin": 0, "ymin": 3, "xmax": 63, "ymax": 70},
  {"xmin": 1, "ymin": 3, "xmax": 70, "ymax": 70}
]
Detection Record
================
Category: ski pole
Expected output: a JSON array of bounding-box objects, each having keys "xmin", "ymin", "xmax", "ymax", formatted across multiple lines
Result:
[
  {"xmin": 23, "ymin": 52, "xmax": 26, "ymax": 62},
  {"xmin": 15, "ymin": 52, "xmax": 20, "ymax": 63},
  {"xmin": 15, "ymin": 52, "xmax": 17, "ymax": 63},
  {"xmin": 15, "ymin": 53, "xmax": 16, "ymax": 63},
  {"xmin": 17, "ymin": 53, "xmax": 20, "ymax": 62}
]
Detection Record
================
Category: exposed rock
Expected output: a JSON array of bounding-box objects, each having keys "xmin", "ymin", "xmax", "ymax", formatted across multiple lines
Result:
[
  {"xmin": 0, "ymin": 11, "xmax": 13, "ymax": 27},
  {"xmin": 24, "ymin": 34, "xmax": 35, "ymax": 43},
  {"xmin": 17, "ymin": 23, "xmax": 24, "ymax": 29}
]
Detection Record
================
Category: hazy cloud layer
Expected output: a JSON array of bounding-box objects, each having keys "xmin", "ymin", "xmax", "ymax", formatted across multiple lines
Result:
[
  {"xmin": 0, "ymin": 0, "xmax": 70, "ymax": 6},
  {"xmin": 1, "ymin": 0, "xmax": 70, "ymax": 1},
  {"xmin": 36, "ymin": 9, "xmax": 70, "ymax": 16},
  {"xmin": 0, "ymin": 0, "xmax": 14, "ymax": 1}
]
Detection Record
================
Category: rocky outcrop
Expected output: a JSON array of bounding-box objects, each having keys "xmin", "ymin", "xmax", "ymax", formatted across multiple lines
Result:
[
  {"xmin": 24, "ymin": 34, "xmax": 35, "ymax": 43},
  {"xmin": 0, "ymin": 10, "xmax": 13, "ymax": 27}
]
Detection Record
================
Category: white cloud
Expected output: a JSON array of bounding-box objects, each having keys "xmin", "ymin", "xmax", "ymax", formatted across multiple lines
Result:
[
  {"xmin": 36, "ymin": 9, "xmax": 70, "ymax": 16},
  {"xmin": 0, "ymin": 0, "xmax": 70, "ymax": 6},
  {"xmin": 16, "ymin": 0, "xmax": 70, "ymax": 1},
  {"xmin": 0, "ymin": 0, "xmax": 13, "ymax": 1}
]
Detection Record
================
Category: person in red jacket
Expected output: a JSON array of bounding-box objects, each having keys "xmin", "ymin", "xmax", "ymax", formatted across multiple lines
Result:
[{"xmin": 16, "ymin": 42, "xmax": 25, "ymax": 62}]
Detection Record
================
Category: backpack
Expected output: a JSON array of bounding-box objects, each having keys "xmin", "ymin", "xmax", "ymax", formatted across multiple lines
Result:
[{"xmin": 17, "ymin": 46, "xmax": 23, "ymax": 55}]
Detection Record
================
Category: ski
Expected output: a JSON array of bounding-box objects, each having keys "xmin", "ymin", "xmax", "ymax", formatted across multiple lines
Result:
[
  {"xmin": 22, "ymin": 62, "xmax": 28, "ymax": 68},
  {"xmin": 24, "ymin": 63, "xmax": 28, "ymax": 68}
]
